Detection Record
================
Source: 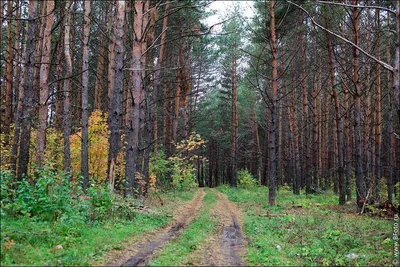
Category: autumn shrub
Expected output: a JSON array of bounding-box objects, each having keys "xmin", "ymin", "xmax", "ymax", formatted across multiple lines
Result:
[
  {"xmin": 169, "ymin": 133, "xmax": 207, "ymax": 191},
  {"xmin": 238, "ymin": 169, "xmax": 257, "ymax": 189},
  {"xmin": 70, "ymin": 110, "xmax": 115, "ymax": 183}
]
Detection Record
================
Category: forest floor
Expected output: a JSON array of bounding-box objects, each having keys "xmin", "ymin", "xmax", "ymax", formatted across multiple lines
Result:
[
  {"xmin": 103, "ymin": 187, "xmax": 248, "ymax": 266},
  {"xmin": 2, "ymin": 186, "xmax": 394, "ymax": 266}
]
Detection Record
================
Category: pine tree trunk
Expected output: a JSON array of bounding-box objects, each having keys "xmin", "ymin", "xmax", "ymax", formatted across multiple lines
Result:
[
  {"xmin": 3, "ymin": 0, "xmax": 14, "ymax": 145},
  {"xmin": 94, "ymin": 32, "xmax": 106, "ymax": 111},
  {"xmin": 352, "ymin": 0, "xmax": 365, "ymax": 211},
  {"xmin": 387, "ymin": 13, "xmax": 394, "ymax": 203},
  {"xmin": 17, "ymin": 0, "xmax": 38, "ymax": 178},
  {"xmin": 10, "ymin": 2, "xmax": 24, "ymax": 173},
  {"xmin": 107, "ymin": 0, "xmax": 125, "ymax": 191},
  {"xmin": 268, "ymin": 0, "xmax": 277, "ymax": 205},
  {"xmin": 55, "ymin": 22, "xmax": 64, "ymax": 131},
  {"xmin": 374, "ymin": 9, "xmax": 382, "ymax": 197},
  {"xmin": 172, "ymin": 32, "xmax": 183, "ymax": 153},
  {"xmin": 153, "ymin": 1, "xmax": 170, "ymax": 154},
  {"xmin": 81, "ymin": 0, "xmax": 91, "ymax": 191},
  {"xmin": 339, "ymin": 26, "xmax": 352, "ymax": 201},
  {"xmin": 36, "ymin": 0, "xmax": 54, "ymax": 169},
  {"xmin": 126, "ymin": 0, "xmax": 147, "ymax": 197},
  {"xmin": 231, "ymin": 50, "xmax": 238, "ymax": 187},
  {"xmin": 63, "ymin": 0, "xmax": 73, "ymax": 177}
]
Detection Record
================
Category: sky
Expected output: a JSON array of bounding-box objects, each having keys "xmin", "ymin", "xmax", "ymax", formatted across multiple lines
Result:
[{"xmin": 204, "ymin": 1, "xmax": 255, "ymax": 32}]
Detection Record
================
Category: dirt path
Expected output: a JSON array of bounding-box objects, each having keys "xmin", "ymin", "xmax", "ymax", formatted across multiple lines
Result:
[
  {"xmin": 103, "ymin": 188, "xmax": 205, "ymax": 266},
  {"xmin": 189, "ymin": 188, "xmax": 247, "ymax": 266}
]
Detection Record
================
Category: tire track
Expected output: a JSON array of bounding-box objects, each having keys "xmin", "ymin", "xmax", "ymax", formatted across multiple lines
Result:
[
  {"xmin": 104, "ymin": 188, "xmax": 205, "ymax": 266},
  {"xmin": 190, "ymin": 188, "xmax": 247, "ymax": 266}
]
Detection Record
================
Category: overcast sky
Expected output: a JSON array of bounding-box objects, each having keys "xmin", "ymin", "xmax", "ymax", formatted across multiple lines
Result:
[{"xmin": 204, "ymin": 1, "xmax": 254, "ymax": 32}]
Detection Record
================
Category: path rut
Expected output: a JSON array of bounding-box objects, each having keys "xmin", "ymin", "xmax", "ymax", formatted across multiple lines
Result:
[
  {"xmin": 104, "ymin": 188, "xmax": 205, "ymax": 266},
  {"xmin": 189, "ymin": 188, "xmax": 247, "ymax": 266}
]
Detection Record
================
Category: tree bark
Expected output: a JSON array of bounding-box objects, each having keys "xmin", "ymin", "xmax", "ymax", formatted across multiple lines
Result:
[
  {"xmin": 374, "ymin": 8, "xmax": 382, "ymax": 197},
  {"xmin": 268, "ymin": 0, "xmax": 277, "ymax": 205},
  {"xmin": 35, "ymin": 0, "xmax": 54, "ymax": 169},
  {"xmin": 3, "ymin": 0, "xmax": 14, "ymax": 145},
  {"xmin": 63, "ymin": 0, "xmax": 73, "ymax": 177},
  {"xmin": 231, "ymin": 50, "xmax": 238, "ymax": 187},
  {"xmin": 107, "ymin": 0, "xmax": 125, "ymax": 191},
  {"xmin": 81, "ymin": 0, "xmax": 91, "ymax": 191},
  {"xmin": 125, "ymin": 0, "xmax": 147, "ymax": 197},
  {"xmin": 387, "ymin": 12, "xmax": 394, "ymax": 203},
  {"xmin": 352, "ymin": 0, "xmax": 365, "ymax": 211},
  {"xmin": 17, "ymin": 0, "xmax": 38, "ymax": 178},
  {"xmin": 153, "ymin": 1, "xmax": 170, "ymax": 154}
]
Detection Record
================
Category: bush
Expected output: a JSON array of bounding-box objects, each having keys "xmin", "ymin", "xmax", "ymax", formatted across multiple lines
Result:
[
  {"xmin": 149, "ymin": 150, "xmax": 170, "ymax": 191},
  {"xmin": 87, "ymin": 184, "xmax": 113, "ymax": 221},
  {"xmin": 2, "ymin": 167, "xmax": 76, "ymax": 221},
  {"xmin": 237, "ymin": 169, "xmax": 257, "ymax": 189}
]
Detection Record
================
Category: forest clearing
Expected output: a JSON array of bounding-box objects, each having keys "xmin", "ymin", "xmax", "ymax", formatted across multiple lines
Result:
[{"xmin": 0, "ymin": 0, "xmax": 399, "ymax": 266}]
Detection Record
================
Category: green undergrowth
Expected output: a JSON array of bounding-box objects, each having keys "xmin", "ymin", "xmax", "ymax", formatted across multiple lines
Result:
[
  {"xmin": 217, "ymin": 186, "xmax": 393, "ymax": 266},
  {"xmin": 148, "ymin": 188, "xmax": 219, "ymax": 266},
  {"xmin": 1, "ymin": 169, "xmax": 196, "ymax": 266}
]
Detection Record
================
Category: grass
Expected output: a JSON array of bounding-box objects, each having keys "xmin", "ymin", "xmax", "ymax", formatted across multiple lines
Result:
[
  {"xmin": 148, "ymin": 188, "xmax": 219, "ymax": 266},
  {"xmin": 0, "ymin": 190, "xmax": 195, "ymax": 266},
  {"xmin": 217, "ymin": 185, "xmax": 393, "ymax": 266}
]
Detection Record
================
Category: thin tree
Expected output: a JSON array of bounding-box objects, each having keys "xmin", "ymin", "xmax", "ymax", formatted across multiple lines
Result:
[
  {"xmin": 63, "ymin": 0, "xmax": 73, "ymax": 177},
  {"xmin": 81, "ymin": 0, "xmax": 91, "ymax": 191},
  {"xmin": 35, "ymin": 0, "xmax": 54, "ymax": 169},
  {"xmin": 268, "ymin": 0, "xmax": 278, "ymax": 205},
  {"xmin": 3, "ymin": 0, "xmax": 14, "ymax": 145}
]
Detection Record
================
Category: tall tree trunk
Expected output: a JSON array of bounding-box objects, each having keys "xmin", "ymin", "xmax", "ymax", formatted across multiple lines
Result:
[
  {"xmin": 312, "ymin": 24, "xmax": 319, "ymax": 190},
  {"xmin": 17, "ymin": 0, "xmax": 38, "ymax": 178},
  {"xmin": 107, "ymin": 0, "xmax": 125, "ymax": 190},
  {"xmin": 268, "ymin": 0, "xmax": 277, "ymax": 205},
  {"xmin": 172, "ymin": 30, "xmax": 183, "ymax": 153},
  {"xmin": 327, "ymin": 32, "xmax": 345, "ymax": 204},
  {"xmin": 55, "ymin": 24, "xmax": 64, "ymax": 131},
  {"xmin": 63, "ymin": 0, "xmax": 73, "ymax": 177},
  {"xmin": 387, "ymin": 12, "xmax": 394, "ymax": 203},
  {"xmin": 3, "ymin": 0, "xmax": 14, "ymax": 144},
  {"xmin": 94, "ymin": 28, "xmax": 106, "ymax": 111},
  {"xmin": 153, "ymin": 1, "xmax": 170, "ymax": 154},
  {"xmin": 10, "ymin": 2, "xmax": 24, "ymax": 173},
  {"xmin": 339, "ymin": 23, "xmax": 352, "ymax": 201},
  {"xmin": 231, "ymin": 49, "xmax": 238, "ymax": 186},
  {"xmin": 352, "ymin": 0, "xmax": 365, "ymax": 211},
  {"xmin": 107, "ymin": 2, "xmax": 116, "ymax": 111},
  {"xmin": 374, "ymin": 8, "xmax": 382, "ymax": 197},
  {"xmin": 126, "ymin": 0, "xmax": 147, "ymax": 197},
  {"xmin": 300, "ymin": 14, "xmax": 311, "ymax": 194},
  {"xmin": 81, "ymin": 0, "xmax": 91, "ymax": 191},
  {"xmin": 35, "ymin": 0, "xmax": 54, "ymax": 169}
]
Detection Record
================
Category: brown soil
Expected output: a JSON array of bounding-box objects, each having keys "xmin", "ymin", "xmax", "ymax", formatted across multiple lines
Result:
[
  {"xmin": 188, "ymin": 188, "xmax": 247, "ymax": 266},
  {"xmin": 101, "ymin": 188, "xmax": 205, "ymax": 266}
]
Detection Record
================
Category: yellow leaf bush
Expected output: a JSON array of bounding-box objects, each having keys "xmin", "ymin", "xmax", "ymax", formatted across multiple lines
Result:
[{"xmin": 70, "ymin": 110, "xmax": 110, "ymax": 183}]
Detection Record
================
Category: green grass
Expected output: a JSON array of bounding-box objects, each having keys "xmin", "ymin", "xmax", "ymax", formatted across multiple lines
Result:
[
  {"xmin": 0, "ymin": 190, "xmax": 195, "ymax": 266},
  {"xmin": 148, "ymin": 188, "xmax": 219, "ymax": 266},
  {"xmin": 217, "ymin": 186, "xmax": 393, "ymax": 266}
]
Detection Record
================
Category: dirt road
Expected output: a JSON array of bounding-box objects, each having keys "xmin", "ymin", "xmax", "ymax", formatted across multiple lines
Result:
[{"xmin": 103, "ymin": 188, "xmax": 247, "ymax": 266}]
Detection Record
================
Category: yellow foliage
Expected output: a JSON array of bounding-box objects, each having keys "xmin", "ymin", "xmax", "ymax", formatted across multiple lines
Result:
[
  {"xmin": 70, "ymin": 110, "xmax": 110, "ymax": 182},
  {"xmin": 149, "ymin": 173, "xmax": 157, "ymax": 192}
]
